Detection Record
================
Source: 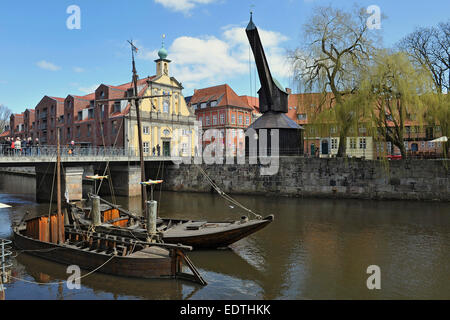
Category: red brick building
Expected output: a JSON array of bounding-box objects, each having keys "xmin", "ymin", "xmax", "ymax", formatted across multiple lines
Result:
[
  {"xmin": 10, "ymin": 113, "xmax": 24, "ymax": 140},
  {"xmin": 34, "ymin": 96, "xmax": 65, "ymax": 145},
  {"xmin": 64, "ymin": 93, "xmax": 95, "ymax": 146},
  {"xmin": 23, "ymin": 109, "xmax": 35, "ymax": 140},
  {"xmin": 188, "ymin": 84, "xmax": 259, "ymax": 155}
]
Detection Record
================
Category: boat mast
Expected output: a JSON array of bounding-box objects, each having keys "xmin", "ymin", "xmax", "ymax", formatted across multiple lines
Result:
[
  {"xmin": 128, "ymin": 40, "xmax": 147, "ymax": 215},
  {"xmin": 56, "ymin": 129, "xmax": 62, "ymax": 244}
]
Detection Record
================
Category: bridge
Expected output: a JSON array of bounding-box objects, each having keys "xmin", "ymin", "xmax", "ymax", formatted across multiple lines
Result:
[
  {"xmin": 0, "ymin": 146, "xmax": 183, "ymax": 202},
  {"xmin": 0, "ymin": 146, "xmax": 176, "ymax": 166}
]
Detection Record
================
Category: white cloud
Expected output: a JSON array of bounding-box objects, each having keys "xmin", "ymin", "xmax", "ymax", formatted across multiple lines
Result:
[
  {"xmin": 154, "ymin": 0, "xmax": 218, "ymax": 14},
  {"xmin": 155, "ymin": 25, "xmax": 292, "ymax": 91},
  {"xmin": 78, "ymin": 84, "xmax": 99, "ymax": 94},
  {"xmin": 36, "ymin": 60, "xmax": 61, "ymax": 71},
  {"xmin": 73, "ymin": 67, "xmax": 85, "ymax": 73}
]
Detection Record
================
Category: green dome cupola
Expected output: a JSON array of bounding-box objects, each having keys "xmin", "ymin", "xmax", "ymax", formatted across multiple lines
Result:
[{"xmin": 158, "ymin": 34, "xmax": 168, "ymax": 60}]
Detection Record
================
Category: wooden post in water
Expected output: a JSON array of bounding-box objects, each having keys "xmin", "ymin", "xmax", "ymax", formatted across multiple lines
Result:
[
  {"xmin": 91, "ymin": 195, "xmax": 102, "ymax": 226},
  {"xmin": 146, "ymin": 200, "xmax": 157, "ymax": 241},
  {"xmin": 0, "ymin": 282, "xmax": 4, "ymax": 300}
]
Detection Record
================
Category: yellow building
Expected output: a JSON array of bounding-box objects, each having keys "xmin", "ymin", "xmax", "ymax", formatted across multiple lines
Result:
[
  {"xmin": 124, "ymin": 41, "xmax": 197, "ymax": 157},
  {"xmin": 318, "ymin": 136, "xmax": 375, "ymax": 160}
]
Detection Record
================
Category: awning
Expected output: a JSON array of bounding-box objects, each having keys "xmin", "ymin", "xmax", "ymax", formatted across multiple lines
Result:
[{"xmin": 430, "ymin": 136, "xmax": 448, "ymax": 143}]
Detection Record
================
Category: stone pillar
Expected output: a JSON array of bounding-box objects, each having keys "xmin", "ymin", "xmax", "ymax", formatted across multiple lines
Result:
[
  {"xmin": 35, "ymin": 164, "xmax": 84, "ymax": 203},
  {"xmin": 108, "ymin": 165, "xmax": 141, "ymax": 197}
]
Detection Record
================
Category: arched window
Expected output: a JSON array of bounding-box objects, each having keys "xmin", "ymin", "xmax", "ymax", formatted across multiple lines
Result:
[{"xmin": 163, "ymin": 101, "xmax": 169, "ymax": 113}]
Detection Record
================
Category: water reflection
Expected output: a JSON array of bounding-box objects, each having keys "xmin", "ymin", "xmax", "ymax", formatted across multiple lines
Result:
[{"xmin": 1, "ymin": 173, "xmax": 450, "ymax": 299}]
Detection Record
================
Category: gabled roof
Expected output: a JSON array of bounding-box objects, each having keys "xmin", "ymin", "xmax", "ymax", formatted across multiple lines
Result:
[
  {"xmin": 240, "ymin": 95, "xmax": 260, "ymax": 113},
  {"xmin": 13, "ymin": 113, "xmax": 24, "ymax": 119},
  {"xmin": 190, "ymin": 84, "xmax": 252, "ymax": 109},
  {"xmin": 106, "ymin": 77, "xmax": 156, "ymax": 91},
  {"xmin": 72, "ymin": 93, "xmax": 96, "ymax": 101},
  {"xmin": 0, "ymin": 130, "xmax": 10, "ymax": 137},
  {"xmin": 49, "ymin": 96, "xmax": 65, "ymax": 103}
]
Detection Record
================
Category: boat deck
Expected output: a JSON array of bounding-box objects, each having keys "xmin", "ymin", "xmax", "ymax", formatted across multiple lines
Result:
[{"xmin": 128, "ymin": 246, "xmax": 170, "ymax": 259}]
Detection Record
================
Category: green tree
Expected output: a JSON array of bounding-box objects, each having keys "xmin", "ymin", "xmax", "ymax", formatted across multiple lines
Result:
[
  {"xmin": 290, "ymin": 5, "xmax": 380, "ymax": 157},
  {"xmin": 421, "ymin": 93, "xmax": 450, "ymax": 157},
  {"xmin": 361, "ymin": 52, "xmax": 429, "ymax": 158},
  {"xmin": 400, "ymin": 21, "xmax": 449, "ymax": 157}
]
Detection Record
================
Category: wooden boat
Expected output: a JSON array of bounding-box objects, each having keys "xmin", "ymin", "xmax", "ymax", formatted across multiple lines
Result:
[
  {"xmin": 71, "ymin": 197, "xmax": 274, "ymax": 249},
  {"xmin": 13, "ymin": 213, "xmax": 206, "ymax": 284},
  {"xmin": 13, "ymin": 114, "xmax": 206, "ymax": 285}
]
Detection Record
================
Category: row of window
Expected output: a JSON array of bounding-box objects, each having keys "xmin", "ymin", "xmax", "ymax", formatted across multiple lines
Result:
[
  {"xmin": 199, "ymin": 113, "xmax": 250, "ymax": 126},
  {"xmin": 192, "ymin": 101, "xmax": 218, "ymax": 110},
  {"xmin": 330, "ymin": 138, "xmax": 367, "ymax": 150}
]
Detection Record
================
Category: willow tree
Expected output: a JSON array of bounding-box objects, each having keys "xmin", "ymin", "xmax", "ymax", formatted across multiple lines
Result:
[
  {"xmin": 361, "ymin": 52, "xmax": 429, "ymax": 158},
  {"xmin": 421, "ymin": 93, "xmax": 450, "ymax": 157},
  {"xmin": 399, "ymin": 21, "xmax": 449, "ymax": 157},
  {"xmin": 290, "ymin": 5, "xmax": 380, "ymax": 157}
]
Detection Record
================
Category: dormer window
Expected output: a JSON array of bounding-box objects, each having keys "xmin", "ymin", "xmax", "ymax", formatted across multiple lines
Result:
[
  {"xmin": 200, "ymin": 102, "xmax": 207, "ymax": 109},
  {"xmin": 210, "ymin": 101, "xmax": 217, "ymax": 107},
  {"xmin": 191, "ymin": 104, "xmax": 197, "ymax": 110},
  {"xmin": 113, "ymin": 101, "xmax": 121, "ymax": 113}
]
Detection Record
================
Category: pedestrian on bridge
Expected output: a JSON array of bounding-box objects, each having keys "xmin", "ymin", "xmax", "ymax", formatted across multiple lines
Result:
[
  {"xmin": 14, "ymin": 137, "xmax": 21, "ymax": 156},
  {"xmin": 70, "ymin": 140, "xmax": 75, "ymax": 156},
  {"xmin": 27, "ymin": 137, "xmax": 32, "ymax": 155},
  {"xmin": 35, "ymin": 138, "xmax": 40, "ymax": 156}
]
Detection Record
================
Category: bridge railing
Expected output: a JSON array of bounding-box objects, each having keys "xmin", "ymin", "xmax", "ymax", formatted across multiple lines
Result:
[{"xmin": 0, "ymin": 146, "xmax": 141, "ymax": 158}]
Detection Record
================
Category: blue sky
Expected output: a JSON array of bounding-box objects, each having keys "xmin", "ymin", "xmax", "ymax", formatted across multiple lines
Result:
[{"xmin": 0, "ymin": 0, "xmax": 449, "ymax": 113}]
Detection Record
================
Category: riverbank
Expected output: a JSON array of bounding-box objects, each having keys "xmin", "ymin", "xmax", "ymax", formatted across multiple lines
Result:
[
  {"xmin": 1, "ymin": 158, "xmax": 449, "ymax": 201},
  {"xmin": 0, "ymin": 167, "xmax": 35, "ymax": 177},
  {"xmin": 161, "ymin": 157, "xmax": 450, "ymax": 202}
]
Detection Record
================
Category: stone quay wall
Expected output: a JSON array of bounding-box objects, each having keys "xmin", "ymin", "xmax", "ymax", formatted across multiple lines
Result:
[{"xmin": 161, "ymin": 157, "xmax": 450, "ymax": 201}]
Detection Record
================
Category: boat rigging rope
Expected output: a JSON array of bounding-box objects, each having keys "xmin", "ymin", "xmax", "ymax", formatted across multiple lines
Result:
[
  {"xmin": 95, "ymin": 115, "xmax": 124, "ymax": 203},
  {"xmin": 194, "ymin": 164, "xmax": 263, "ymax": 220},
  {"xmin": 7, "ymin": 254, "xmax": 115, "ymax": 286}
]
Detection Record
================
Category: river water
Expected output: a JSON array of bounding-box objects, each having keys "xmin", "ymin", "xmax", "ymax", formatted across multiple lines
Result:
[{"xmin": 0, "ymin": 173, "xmax": 450, "ymax": 300}]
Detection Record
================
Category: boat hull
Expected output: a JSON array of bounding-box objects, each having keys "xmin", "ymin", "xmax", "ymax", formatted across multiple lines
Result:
[
  {"xmin": 13, "ymin": 230, "xmax": 175, "ymax": 279},
  {"xmin": 162, "ymin": 215, "xmax": 274, "ymax": 249}
]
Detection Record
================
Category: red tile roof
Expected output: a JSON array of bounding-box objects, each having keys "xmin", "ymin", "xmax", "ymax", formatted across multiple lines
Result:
[
  {"xmin": 240, "ymin": 95, "xmax": 260, "ymax": 113},
  {"xmin": 0, "ymin": 130, "xmax": 10, "ymax": 137},
  {"xmin": 107, "ymin": 77, "xmax": 156, "ymax": 91},
  {"xmin": 49, "ymin": 96, "xmax": 65, "ymax": 103},
  {"xmin": 190, "ymin": 84, "xmax": 252, "ymax": 110},
  {"xmin": 73, "ymin": 93, "xmax": 96, "ymax": 101}
]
